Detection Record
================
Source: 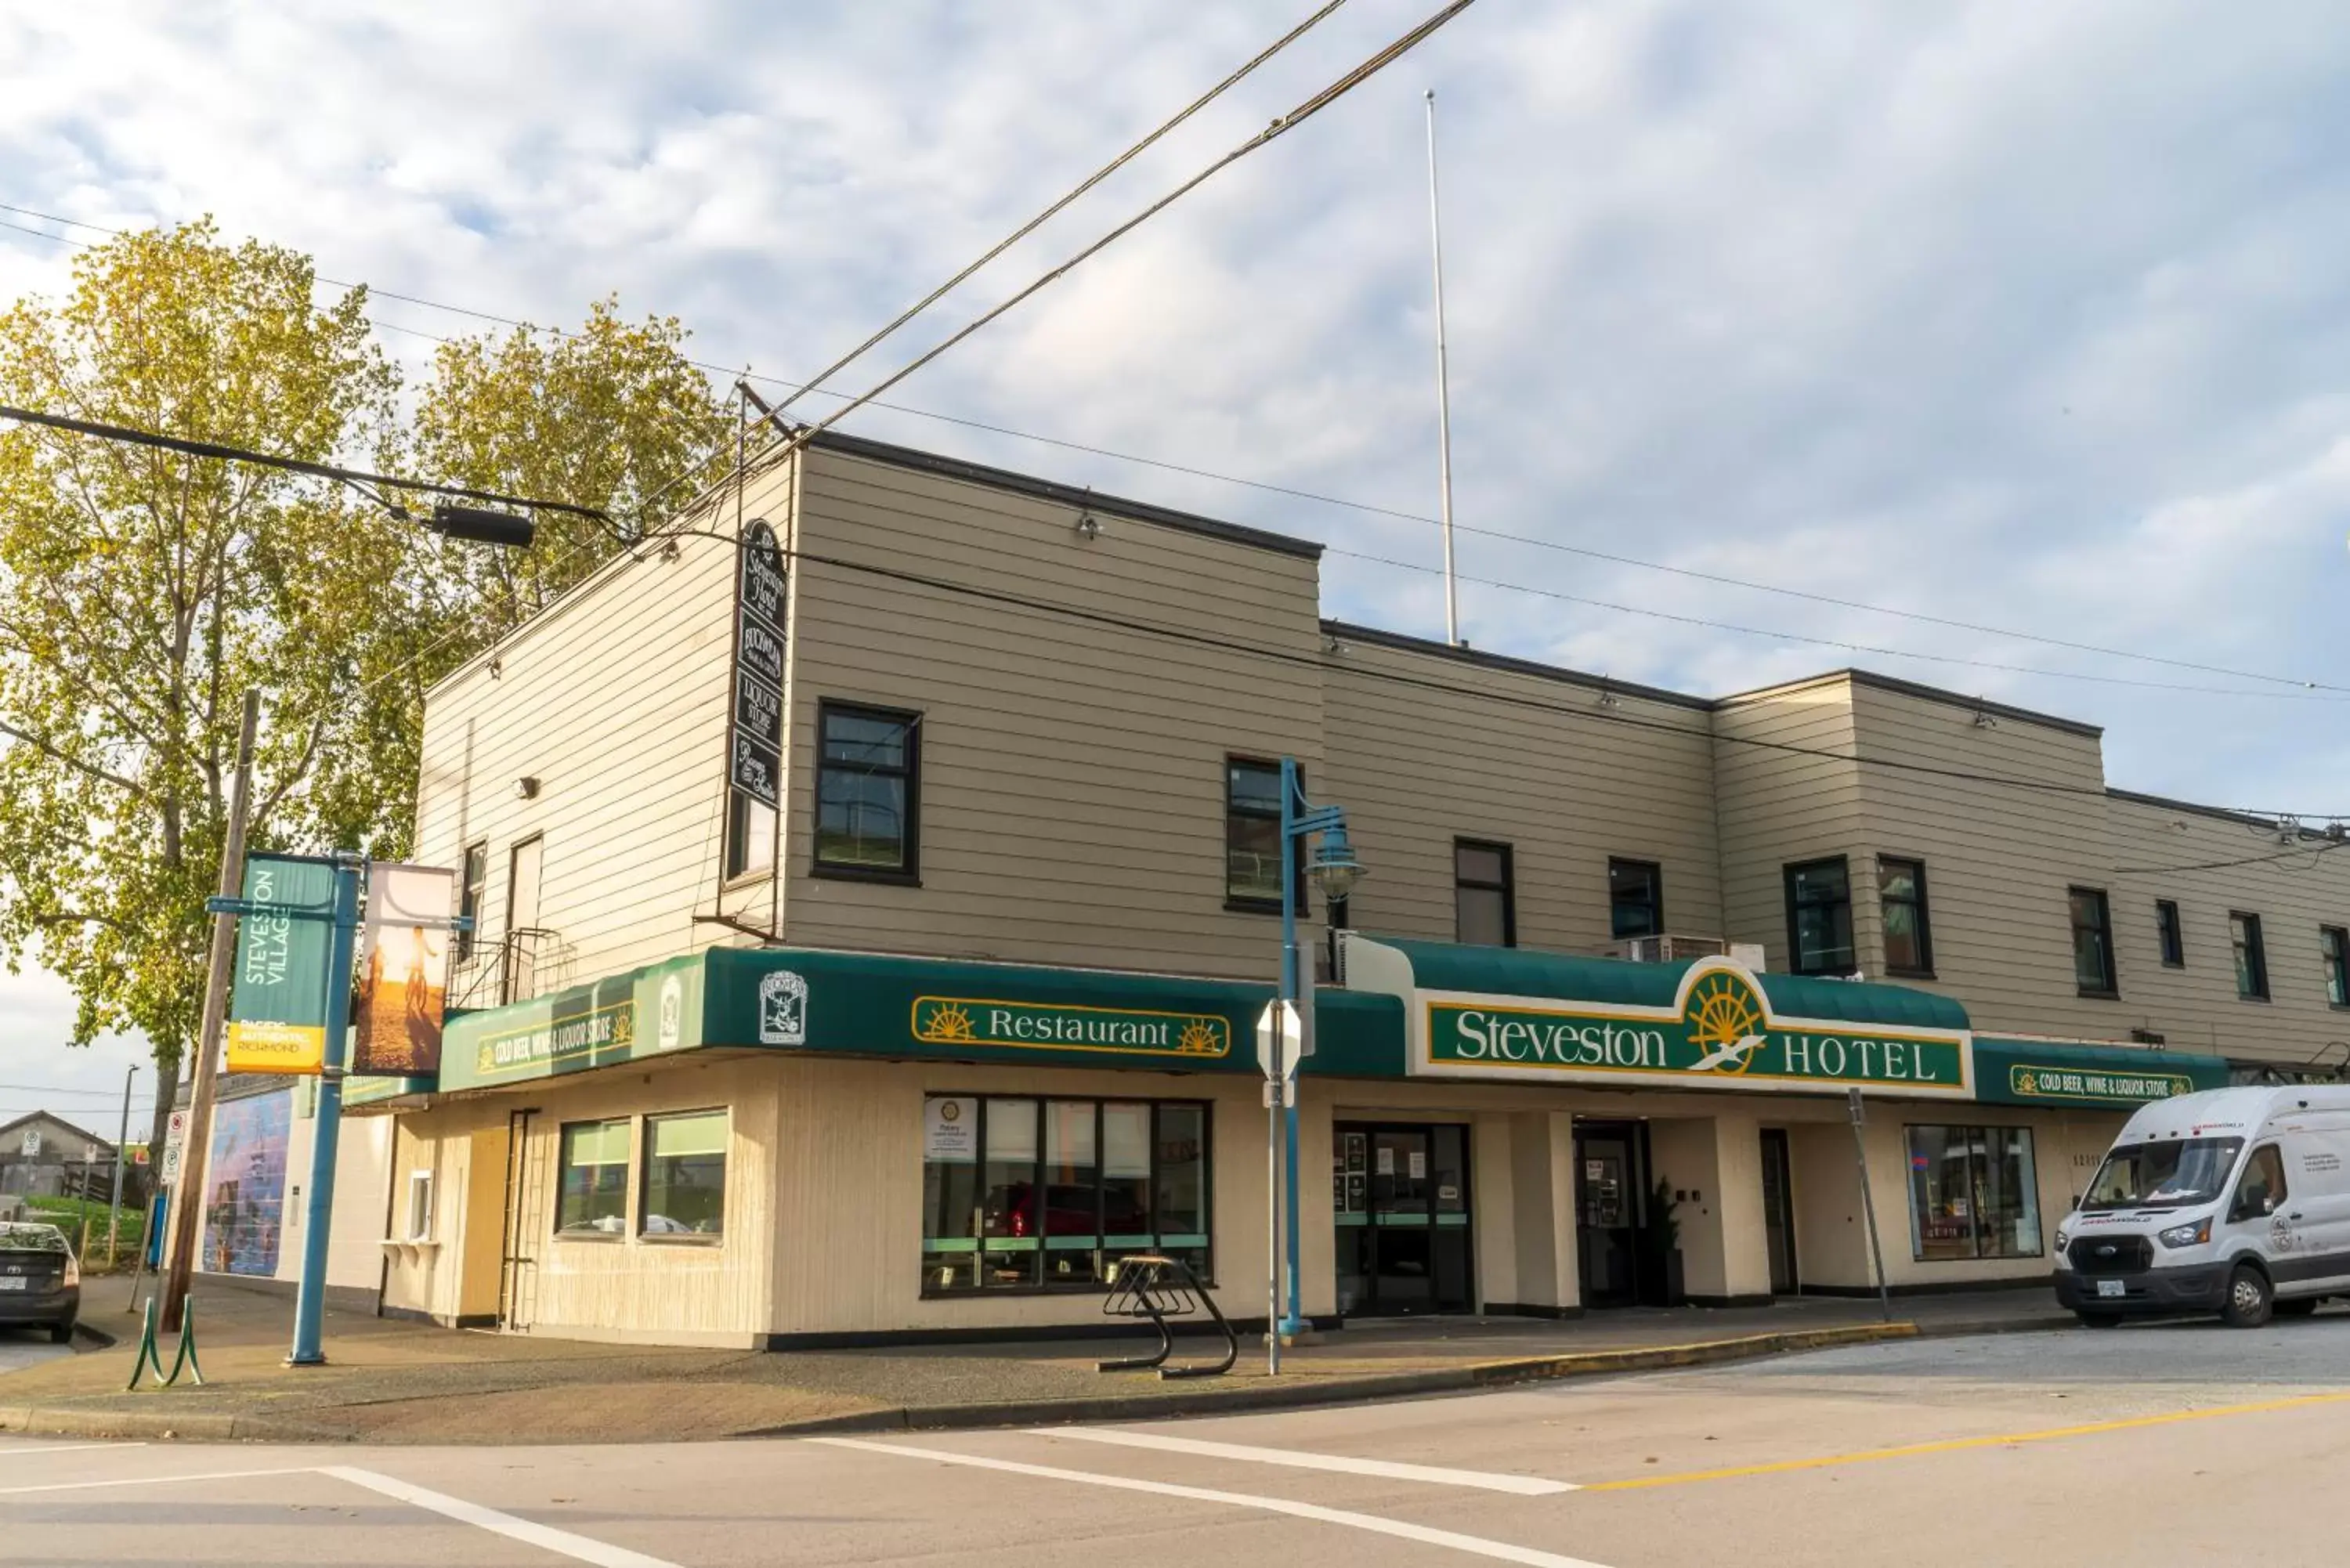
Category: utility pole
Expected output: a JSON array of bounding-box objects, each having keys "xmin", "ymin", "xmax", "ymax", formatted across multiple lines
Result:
[
  {"xmin": 1425, "ymin": 88, "xmax": 1462, "ymax": 648},
  {"xmin": 106, "ymin": 1064, "xmax": 137, "ymax": 1264},
  {"xmin": 160, "ymin": 690, "xmax": 259, "ymax": 1332}
]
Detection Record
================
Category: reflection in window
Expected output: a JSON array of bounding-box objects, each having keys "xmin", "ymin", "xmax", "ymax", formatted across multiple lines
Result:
[
  {"xmin": 1877, "ymin": 857, "xmax": 1932, "ymax": 975},
  {"xmin": 556, "ymin": 1119, "xmax": 630, "ymax": 1235},
  {"xmin": 1226, "ymin": 758, "xmax": 1285, "ymax": 906},
  {"xmin": 815, "ymin": 702, "xmax": 918, "ymax": 875},
  {"xmin": 1785, "ymin": 858, "xmax": 1854, "ymax": 975},
  {"xmin": 1608, "ymin": 858, "xmax": 1663, "ymax": 941},
  {"xmin": 922, "ymin": 1096, "xmax": 1212, "ymax": 1294},
  {"xmin": 2070, "ymin": 887, "xmax": 2117, "ymax": 996},
  {"xmin": 1905, "ymin": 1125, "xmax": 2041, "ymax": 1262},
  {"xmin": 2231, "ymin": 912, "xmax": 2269, "ymax": 1000},
  {"xmin": 641, "ymin": 1111, "xmax": 727, "ymax": 1237}
]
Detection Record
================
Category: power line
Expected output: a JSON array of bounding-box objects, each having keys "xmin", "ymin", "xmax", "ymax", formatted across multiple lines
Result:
[
  {"xmin": 771, "ymin": 0, "xmax": 1353, "ymax": 418},
  {"xmin": 624, "ymin": 518, "xmax": 2350, "ymax": 821},
  {"xmin": 0, "ymin": 404, "xmax": 606, "ymax": 521},
  {"xmin": 9, "ymin": 199, "xmax": 2345, "ymax": 700},
  {"xmin": 1325, "ymin": 545, "xmax": 2350, "ymax": 701},
  {"xmin": 2113, "ymin": 839, "xmax": 2350, "ymax": 876},
  {"xmin": 700, "ymin": 0, "xmax": 1487, "ymax": 526}
]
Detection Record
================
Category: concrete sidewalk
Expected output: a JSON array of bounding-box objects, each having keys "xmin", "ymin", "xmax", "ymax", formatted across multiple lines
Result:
[{"xmin": 0, "ymin": 1272, "xmax": 2071, "ymax": 1445}]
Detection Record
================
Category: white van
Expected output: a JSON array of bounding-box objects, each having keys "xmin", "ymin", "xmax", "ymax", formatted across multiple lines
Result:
[{"xmin": 2055, "ymin": 1084, "xmax": 2350, "ymax": 1328}]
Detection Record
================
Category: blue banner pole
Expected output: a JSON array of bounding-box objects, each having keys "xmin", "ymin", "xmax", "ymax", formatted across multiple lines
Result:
[
  {"xmin": 287, "ymin": 852, "xmax": 363, "ymax": 1367},
  {"xmin": 1278, "ymin": 759, "xmax": 1307, "ymax": 1339}
]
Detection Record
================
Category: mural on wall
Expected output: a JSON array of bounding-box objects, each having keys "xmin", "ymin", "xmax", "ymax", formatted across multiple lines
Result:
[{"xmin": 204, "ymin": 1089, "xmax": 291, "ymax": 1276}]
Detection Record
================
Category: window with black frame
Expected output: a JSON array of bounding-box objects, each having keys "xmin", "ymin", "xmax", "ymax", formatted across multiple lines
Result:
[
  {"xmin": 1608, "ymin": 858, "xmax": 1663, "ymax": 941},
  {"xmin": 1784, "ymin": 858, "xmax": 1854, "ymax": 975},
  {"xmin": 1905, "ymin": 1125, "xmax": 2041, "ymax": 1261},
  {"xmin": 2070, "ymin": 887, "xmax": 2117, "ymax": 997},
  {"xmin": 2232, "ymin": 912, "xmax": 2270, "ymax": 1000},
  {"xmin": 1226, "ymin": 757, "xmax": 1299, "ymax": 910},
  {"xmin": 1455, "ymin": 840, "xmax": 1514, "ymax": 947},
  {"xmin": 920, "ymin": 1095, "xmax": 1209, "ymax": 1294},
  {"xmin": 2325, "ymin": 927, "xmax": 2350, "ymax": 1007},
  {"xmin": 2156, "ymin": 899, "xmax": 2186, "ymax": 969},
  {"xmin": 814, "ymin": 702, "xmax": 918, "ymax": 879}
]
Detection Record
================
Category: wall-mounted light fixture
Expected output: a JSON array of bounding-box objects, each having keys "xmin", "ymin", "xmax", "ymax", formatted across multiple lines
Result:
[
  {"xmin": 513, "ymin": 776, "xmax": 541, "ymax": 801},
  {"xmin": 1073, "ymin": 511, "xmax": 1100, "ymax": 541}
]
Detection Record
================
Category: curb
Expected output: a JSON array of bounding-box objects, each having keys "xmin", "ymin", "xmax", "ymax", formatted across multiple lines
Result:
[
  {"xmin": 736, "ymin": 1321, "xmax": 1933, "ymax": 1439},
  {"xmin": 71, "ymin": 1320, "xmax": 118, "ymax": 1351},
  {"xmin": 0, "ymin": 1315, "xmax": 2073, "ymax": 1447}
]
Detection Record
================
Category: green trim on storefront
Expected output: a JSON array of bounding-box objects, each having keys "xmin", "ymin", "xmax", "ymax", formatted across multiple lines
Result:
[
  {"xmin": 413, "ymin": 940, "xmax": 2227, "ymax": 1111},
  {"xmin": 1972, "ymin": 1036, "xmax": 2229, "ymax": 1108},
  {"xmin": 1354, "ymin": 936, "xmax": 1970, "ymax": 1034}
]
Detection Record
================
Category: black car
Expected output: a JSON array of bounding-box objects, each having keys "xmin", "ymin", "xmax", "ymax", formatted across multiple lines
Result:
[{"xmin": 0, "ymin": 1222, "xmax": 80, "ymax": 1343}]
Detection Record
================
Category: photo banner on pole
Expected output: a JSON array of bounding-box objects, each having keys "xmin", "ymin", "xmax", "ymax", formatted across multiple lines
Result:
[
  {"xmin": 352, "ymin": 863, "xmax": 456, "ymax": 1076},
  {"xmin": 224, "ymin": 853, "xmax": 337, "ymax": 1074}
]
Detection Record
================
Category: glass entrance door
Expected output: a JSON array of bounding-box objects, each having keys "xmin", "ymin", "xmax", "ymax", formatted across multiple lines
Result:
[
  {"xmin": 1333, "ymin": 1122, "xmax": 1473, "ymax": 1316},
  {"xmin": 1574, "ymin": 1122, "xmax": 1642, "ymax": 1307},
  {"xmin": 1760, "ymin": 1127, "xmax": 1798, "ymax": 1295}
]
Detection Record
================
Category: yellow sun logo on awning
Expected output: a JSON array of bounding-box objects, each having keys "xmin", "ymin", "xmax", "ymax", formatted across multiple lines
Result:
[
  {"xmin": 917, "ymin": 1002, "xmax": 976, "ymax": 1042},
  {"xmin": 1685, "ymin": 972, "xmax": 1766, "ymax": 1074}
]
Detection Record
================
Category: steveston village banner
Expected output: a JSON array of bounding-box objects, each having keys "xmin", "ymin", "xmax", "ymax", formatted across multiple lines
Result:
[
  {"xmin": 225, "ymin": 854, "xmax": 338, "ymax": 1075},
  {"xmin": 1419, "ymin": 958, "xmax": 1972, "ymax": 1097},
  {"xmin": 352, "ymin": 863, "xmax": 457, "ymax": 1076}
]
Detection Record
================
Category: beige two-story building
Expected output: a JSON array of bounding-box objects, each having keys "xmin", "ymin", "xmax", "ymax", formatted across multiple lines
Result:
[{"xmin": 351, "ymin": 429, "xmax": 2345, "ymax": 1347}]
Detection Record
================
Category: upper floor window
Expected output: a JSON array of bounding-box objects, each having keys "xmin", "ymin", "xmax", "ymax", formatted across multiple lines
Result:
[
  {"xmin": 2156, "ymin": 899, "xmax": 2185, "ymax": 969},
  {"xmin": 2070, "ymin": 887, "xmax": 2117, "ymax": 998},
  {"xmin": 456, "ymin": 840, "xmax": 487, "ymax": 964},
  {"xmin": 1608, "ymin": 858, "xmax": 1663, "ymax": 941},
  {"xmin": 1224, "ymin": 757, "xmax": 1303, "ymax": 912},
  {"xmin": 1877, "ymin": 857, "xmax": 1934, "ymax": 977},
  {"xmin": 815, "ymin": 702, "xmax": 919, "ymax": 880},
  {"xmin": 2324, "ymin": 927, "xmax": 2350, "ymax": 1008},
  {"xmin": 723, "ymin": 791, "xmax": 777, "ymax": 882},
  {"xmin": 2231, "ymin": 912, "xmax": 2269, "ymax": 1000},
  {"xmin": 1455, "ymin": 840, "xmax": 1515, "ymax": 947},
  {"xmin": 1784, "ymin": 858, "xmax": 1855, "ymax": 976}
]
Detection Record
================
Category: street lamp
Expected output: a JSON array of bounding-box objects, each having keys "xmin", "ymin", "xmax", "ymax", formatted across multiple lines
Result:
[{"xmin": 1274, "ymin": 757, "xmax": 1362, "ymax": 1351}]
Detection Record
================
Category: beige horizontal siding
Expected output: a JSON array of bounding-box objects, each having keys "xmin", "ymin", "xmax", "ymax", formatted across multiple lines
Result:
[
  {"xmin": 1321, "ymin": 638, "xmax": 1723, "ymax": 954},
  {"xmin": 778, "ymin": 446, "xmax": 1325, "ymax": 978},
  {"xmin": 1712, "ymin": 681, "xmax": 1867, "ymax": 967}
]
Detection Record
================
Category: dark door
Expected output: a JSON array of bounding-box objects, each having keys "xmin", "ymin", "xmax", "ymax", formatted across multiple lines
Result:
[
  {"xmin": 1333, "ymin": 1122, "xmax": 1473, "ymax": 1316},
  {"xmin": 1574, "ymin": 1122, "xmax": 1641, "ymax": 1307},
  {"xmin": 1760, "ymin": 1128, "xmax": 1799, "ymax": 1296}
]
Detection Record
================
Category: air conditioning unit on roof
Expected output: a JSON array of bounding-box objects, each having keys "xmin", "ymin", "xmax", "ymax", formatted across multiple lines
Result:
[{"xmin": 1612, "ymin": 934, "xmax": 1730, "ymax": 964}]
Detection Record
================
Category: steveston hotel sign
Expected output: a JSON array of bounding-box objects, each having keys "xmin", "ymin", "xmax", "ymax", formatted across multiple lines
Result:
[{"xmin": 1420, "ymin": 959, "xmax": 1972, "ymax": 1097}]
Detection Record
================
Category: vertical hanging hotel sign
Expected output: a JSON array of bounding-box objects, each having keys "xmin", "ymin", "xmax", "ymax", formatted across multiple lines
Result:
[{"xmin": 728, "ymin": 518, "xmax": 787, "ymax": 808}]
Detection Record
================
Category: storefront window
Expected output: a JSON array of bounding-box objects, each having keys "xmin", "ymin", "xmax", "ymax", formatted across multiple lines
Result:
[
  {"xmin": 640, "ymin": 1111, "xmax": 727, "ymax": 1237},
  {"xmin": 557, "ymin": 1119, "xmax": 630, "ymax": 1235},
  {"xmin": 1906, "ymin": 1125, "xmax": 2041, "ymax": 1261},
  {"xmin": 924, "ymin": 1096, "xmax": 1210, "ymax": 1295}
]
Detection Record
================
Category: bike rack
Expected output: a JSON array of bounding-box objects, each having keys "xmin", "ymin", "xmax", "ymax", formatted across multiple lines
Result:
[{"xmin": 1097, "ymin": 1254, "xmax": 1237, "ymax": 1378}]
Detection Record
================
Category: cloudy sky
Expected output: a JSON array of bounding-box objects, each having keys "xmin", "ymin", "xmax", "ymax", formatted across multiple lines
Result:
[{"xmin": 5, "ymin": 2, "xmax": 2349, "ymax": 1107}]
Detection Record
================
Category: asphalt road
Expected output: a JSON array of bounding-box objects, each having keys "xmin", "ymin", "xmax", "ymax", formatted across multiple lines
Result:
[
  {"xmin": 10, "ymin": 1317, "xmax": 2350, "ymax": 1567},
  {"xmin": 0, "ymin": 1327, "xmax": 71, "ymax": 1376}
]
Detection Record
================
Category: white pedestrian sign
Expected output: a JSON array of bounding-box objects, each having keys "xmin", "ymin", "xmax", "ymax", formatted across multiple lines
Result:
[{"xmin": 1255, "ymin": 999, "xmax": 1305, "ymax": 1082}]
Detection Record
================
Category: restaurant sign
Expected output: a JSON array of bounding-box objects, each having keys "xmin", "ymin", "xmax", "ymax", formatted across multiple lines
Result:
[
  {"xmin": 1421, "ymin": 959, "xmax": 1971, "ymax": 1097},
  {"xmin": 910, "ymin": 996, "xmax": 1231, "ymax": 1062}
]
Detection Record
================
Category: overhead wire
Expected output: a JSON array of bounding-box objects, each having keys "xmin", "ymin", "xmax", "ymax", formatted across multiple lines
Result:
[
  {"xmin": 6, "ymin": 193, "xmax": 2345, "ymax": 699},
  {"xmin": 2113, "ymin": 839, "xmax": 2350, "ymax": 877},
  {"xmin": 605, "ymin": 516, "xmax": 2350, "ymax": 822},
  {"xmin": 768, "ymin": 0, "xmax": 1354, "ymax": 417}
]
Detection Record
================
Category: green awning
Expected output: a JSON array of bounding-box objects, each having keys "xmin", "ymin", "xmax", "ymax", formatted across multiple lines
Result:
[
  {"xmin": 1353, "ymin": 936, "xmax": 1969, "ymax": 1033},
  {"xmin": 1972, "ymin": 1037, "xmax": 2229, "ymax": 1108},
  {"xmin": 1342, "ymin": 932, "xmax": 1974, "ymax": 1100}
]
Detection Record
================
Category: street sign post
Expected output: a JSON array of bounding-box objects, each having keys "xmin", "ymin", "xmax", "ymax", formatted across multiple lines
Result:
[
  {"xmin": 1255, "ymin": 999, "xmax": 1303, "ymax": 1082},
  {"xmin": 1846, "ymin": 1088, "xmax": 1892, "ymax": 1323}
]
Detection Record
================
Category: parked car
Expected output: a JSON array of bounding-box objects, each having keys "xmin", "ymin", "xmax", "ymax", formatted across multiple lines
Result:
[
  {"xmin": 0, "ymin": 1221, "xmax": 80, "ymax": 1343},
  {"xmin": 2054, "ymin": 1085, "xmax": 2350, "ymax": 1328}
]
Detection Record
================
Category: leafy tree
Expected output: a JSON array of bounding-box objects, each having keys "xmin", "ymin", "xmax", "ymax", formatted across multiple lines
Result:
[
  {"xmin": 330, "ymin": 297, "xmax": 736, "ymax": 864},
  {"xmin": 0, "ymin": 220, "xmax": 403, "ymax": 1155}
]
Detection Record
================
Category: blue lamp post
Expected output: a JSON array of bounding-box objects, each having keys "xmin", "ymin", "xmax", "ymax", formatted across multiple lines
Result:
[{"xmin": 1275, "ymin": 757, "xmax": 1361, "ymax": 1342}]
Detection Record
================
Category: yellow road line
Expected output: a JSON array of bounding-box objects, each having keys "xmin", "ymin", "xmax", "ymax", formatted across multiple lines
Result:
[{"xmin": 1582, "ymin": 1389, "xmax": 2350, "ymax": 1492}]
